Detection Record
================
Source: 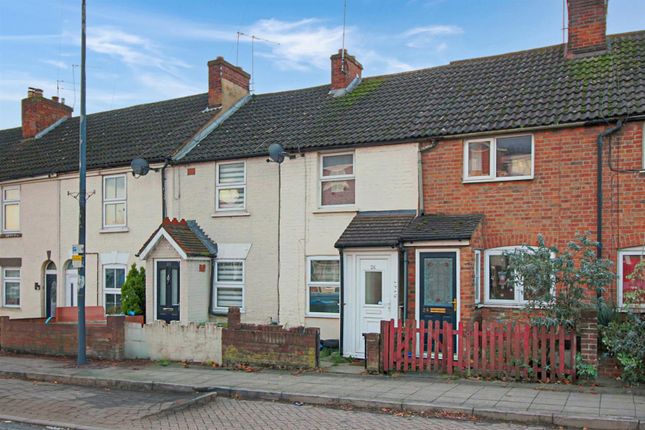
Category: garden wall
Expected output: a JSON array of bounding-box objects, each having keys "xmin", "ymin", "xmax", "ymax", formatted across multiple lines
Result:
[{"xmin": 0, "ymin": 315, "xmax": 124, "ymax": 360}]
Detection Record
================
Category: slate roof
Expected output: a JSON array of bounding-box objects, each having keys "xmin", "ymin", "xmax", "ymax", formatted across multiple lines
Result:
[
  {"xmin": 138, "ymin": 218, "xmax": 217, "ymax": 258},
  {"xmin": 0, "ymin": 93, "xmax": 218, "ymax": 182},
  {"xmin": 335, "ymin": 212, "xmax": 483, "ymax": 248},
  {"xmin": 2, "ymin": 31, "xmax": 644, "ymax": 182},
  {"xmin": 182, "ymin": 31, "xmax": 645, "ymax": 163}
]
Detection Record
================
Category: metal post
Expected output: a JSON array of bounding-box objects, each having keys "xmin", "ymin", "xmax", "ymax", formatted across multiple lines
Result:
[{"xmin": 77, "ymin": 0, "xmax": 87, "ymax": 365}]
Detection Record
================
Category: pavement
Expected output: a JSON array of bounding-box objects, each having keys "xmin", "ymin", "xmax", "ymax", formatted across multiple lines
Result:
[{"xmin": 0, "ymin": 354, "xmax": 643, "ymax": 430}]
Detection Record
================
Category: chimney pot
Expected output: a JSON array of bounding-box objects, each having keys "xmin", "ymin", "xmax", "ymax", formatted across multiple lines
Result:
[
  {"xmin": 207, "ymin": 57, "xmax": 250, "ymax": 108},
  {"xmin": 52, "ymin": 96, "xmax": 59, "ymax": 103},
  {"xmin": 330, "ymin": 49, "xmax": 363, "ymax": 91},
  {"xmin": 566, "ymin": 0, "xmax": 608, "ymax": 58}
]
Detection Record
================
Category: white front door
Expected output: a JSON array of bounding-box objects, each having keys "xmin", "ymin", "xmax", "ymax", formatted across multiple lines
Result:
[
  {"xmin": 344, "ymin": 252, "xmax": 398, "ymax": 358},
  {"xmin": 65, "ymin": 269, "xmax": 78, "ymax": 307}
]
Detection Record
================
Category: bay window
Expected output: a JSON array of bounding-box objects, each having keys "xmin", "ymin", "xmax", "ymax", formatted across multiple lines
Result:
[
  {"xmin": 320, "ymin": 153, "xmax": 355, "ymax": 206},
  {"xmin": 464, "ymin": 135, "xmax": 533, "ymax": 182},
  {"xmin": 213, "ymin": 260, "xmax": 244, "ymax": 312},
  {"xmin": 618, "ymin": 249, "xmax": 645, "ymax": 308},
  {"xmin": 216, "ymin": 162, "xmax": 246, "ymax": 211},
  {"xmin": 307, "ymin": 257, "xmax": 340, "ymax": 316}
]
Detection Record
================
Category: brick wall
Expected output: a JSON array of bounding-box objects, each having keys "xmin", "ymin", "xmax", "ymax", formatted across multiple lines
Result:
[
  {"xmin": 330, "ymin": 49, "xmax": 363, "ymax": 90},
  {"xmin": 0, "ymin": 316, "xmax": 125, "ymax": 360},
  {"xmin": 222, "ymin": 307, "xmax": 319, "ymax": 369}
]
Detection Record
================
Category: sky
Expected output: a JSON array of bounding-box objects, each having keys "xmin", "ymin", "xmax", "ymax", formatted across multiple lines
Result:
[{"xmin": 1, "ymin": 0, "xmax": 644, "ymax": 130}]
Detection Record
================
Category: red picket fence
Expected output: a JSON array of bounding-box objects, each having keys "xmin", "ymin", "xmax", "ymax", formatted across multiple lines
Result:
[{"xmin": 381, "ymin": 320, "xmax": 576, "ymax": 382}]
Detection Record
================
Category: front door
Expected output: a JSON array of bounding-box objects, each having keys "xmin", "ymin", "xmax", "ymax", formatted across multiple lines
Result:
[
  {"xmin": 419, "ymin": 252, "xmax": 457, "ymax": 329},
  {"xmin": 156, "ymin": 261, "xmax": 180, "ymax": 322},
  {"xmin": 353, "ymin": 256, "xmax": 396, "ymax": 357},
  {"xmin": 65, "ymin": 270, "xmax": 78, "ymax": 307},
  {"xmin": 45, "ymin": 273, "xmax": 57, "ymax": 318}
]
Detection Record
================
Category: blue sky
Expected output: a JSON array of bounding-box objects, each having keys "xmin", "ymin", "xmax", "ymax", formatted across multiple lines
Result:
[{"xmin": 1, "ymin": 0, "xmax": 643, "ymax": 129}]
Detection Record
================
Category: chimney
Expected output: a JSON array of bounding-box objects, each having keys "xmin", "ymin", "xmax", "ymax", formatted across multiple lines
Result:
[
  {"xmin": 330, "ymin": 49, "xmax": 363, "ymax": 91},
  {"xmin": 207, "ymin": 57, "xmax": 250, "ymax": 108},
  {"xmin": 566, "ymin": 0, "xmax": 608, "ymax": 58},
  {"xmin": 21, "ymin": 87, "xmax": 73, "ymax": 139}
]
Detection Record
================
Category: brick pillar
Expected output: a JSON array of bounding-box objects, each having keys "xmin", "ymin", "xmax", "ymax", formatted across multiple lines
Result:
[
  {"xmin": 578, "ymin": 308, "xmax": 598, "ymax": 366},
  {"xmin": 363, "ymin": 332, "xmax": 381, "ymax": 374},
  {"xmin": 227, "ymin": 307, "xmax": 241, "ymax": 328},
  {"xmin": 106, "ymin": 315, "xmax": 126, "ymax": 360}
]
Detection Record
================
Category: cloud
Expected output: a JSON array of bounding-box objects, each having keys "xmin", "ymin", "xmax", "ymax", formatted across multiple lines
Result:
[
  {"xmin": 42, "ymin": 59, "xmax": 68, "ymax": 69},
  {"xmin": 403, "ymin": 24, "xmax": 463, "ymax": 49},
  {"xmin": 0, "ymin": 34, "xmax": 60, "ymax": 42}
]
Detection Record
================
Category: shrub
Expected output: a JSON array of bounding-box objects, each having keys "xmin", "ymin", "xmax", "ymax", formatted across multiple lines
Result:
[{"xmin": 121, "ymin": 264, "xmax": 146, "ymax": 316}]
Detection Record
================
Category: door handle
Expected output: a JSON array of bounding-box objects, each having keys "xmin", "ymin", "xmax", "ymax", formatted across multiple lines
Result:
[
  {"xmin": 452, "ymin": 299, "xmax": 457, "ymax": 312},
  {"xmin": 162, "ymin": 307, "xmax": 174, "ymax": 311}
]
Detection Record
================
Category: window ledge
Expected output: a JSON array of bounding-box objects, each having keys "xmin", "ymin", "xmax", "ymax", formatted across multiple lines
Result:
[
  {"xmin": 100, "ymin": 227, "xmax": 129, "ymax": 234},
  {"xmin": 479, "ymin": 303, "xmax": 525, "ymax": 309},
  {"xmin": 313, "ymin": 207, "xmax": 358, "ymax": 214},
  {"xmin": 211, "ymin": 308, "xmax": 245, "ymax": 315},
  {"xmin": 463, "ymin": 176, "xmax": 534, "ymax": 184},
  {"xmin": 0, "ymin": 233, "xmax": 22, "ymax": 239},
  {"xmin": 2, "ymin": 305, "xmax": 21, "ymax": 309},
  {"xmin": 211, "ymin": 211, "xmax": 250, "ymax": 218},
  {"xmin": 306, "ymin": 313, "xmax": 340, "ymax": 319}
]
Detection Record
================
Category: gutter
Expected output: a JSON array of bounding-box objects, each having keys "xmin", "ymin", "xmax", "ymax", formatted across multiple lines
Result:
[{"xmin": 596, "ymin": 120, "xmax": 624, "ymax": 260}]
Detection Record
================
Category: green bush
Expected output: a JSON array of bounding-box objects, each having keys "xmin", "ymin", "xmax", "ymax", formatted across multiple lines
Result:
[{"xmin": 121, "ymin": 264, "xmax": 146, "ymax": 316}]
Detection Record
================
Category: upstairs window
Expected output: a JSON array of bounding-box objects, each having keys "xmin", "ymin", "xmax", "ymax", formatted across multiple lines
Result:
[
  {"xmin": 464, "ymin": 135, "xmax": 533, "ymax": 182},
  {"xmin": 320, "ymin": 153, "xmax": 355, "ymax": 206},
  {"xmin": 103, "ymin": 175, "xmax": 127, "ymax": 228},
  {"xmin": 2, "ymin": 187, "xmax": 20, "ymax": 232},
  {"xmin": 213, "ymin": 260, "xmax": 244, "ymax": 312},
  {"xmin": 307, "ymin": 257, "xmax": 340, "ymax": 316},
  {"xmin": 216, "ymin": 162, "xmax": 246, "ymax": 211},
  {"xmin": 3, "ymin": 268, "xmax": 20, "ymax": 307}
]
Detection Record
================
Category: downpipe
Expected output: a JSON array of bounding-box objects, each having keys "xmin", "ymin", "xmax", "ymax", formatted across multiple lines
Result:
[{"xmin": 596, "ymin": 120, "xmax": 623, "ymax": 262}]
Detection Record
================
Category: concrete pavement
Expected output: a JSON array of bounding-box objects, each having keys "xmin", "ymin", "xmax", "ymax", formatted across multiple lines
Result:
[{"xmin": 0, "ymin": 354, "xmax": 643, "ymax": 429}]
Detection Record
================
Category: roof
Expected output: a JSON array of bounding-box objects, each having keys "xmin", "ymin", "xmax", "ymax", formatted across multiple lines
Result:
[
  {"xmin": 335, "ymin": 212, "xmax": 483, "ymax": 248},
  {"xmin": 399, "ymin": 214, "xmax": 483, "ymax": 242},
  {"xmin": 138, "ymin": 218, "xmax": 217, "ymax": 259},
  {"xmin": 2, "ymin": 31, "xmax": 645, "ymax": 182},
  {"xmin": 182, "ymin": 31, "xmax": 645, "ymax": 163},
  {"xmin": 0, "ymin": 93, "xmax": 219, "ymax": 182}
]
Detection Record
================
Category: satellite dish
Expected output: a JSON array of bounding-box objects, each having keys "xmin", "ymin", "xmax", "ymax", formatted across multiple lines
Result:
[
  {"xmin": 268, "ymin": 143, "xmax": 285, "ymax": 164},
  {"xmin": 131, "ymin": 158, "xmax": 150, "ymax": 178}
]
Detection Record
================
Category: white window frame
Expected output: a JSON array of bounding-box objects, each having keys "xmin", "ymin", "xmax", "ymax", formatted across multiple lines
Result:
[
  {"xmin": 617, "ymin": 247, "xmax": 645, "ymax": 310},
  {"xmin": 3, "ymin": 267, "xmax": 21, "ymax": 308},
  {"xmin": 463, "ymin": 134, "xmax": 534, "ymax": 183},
  {"xmin": 319, "ymin": 152, "xmax": 356, "ymax": 207},
  {"xmin": 103, "ymin": 264, "xmax": 126, "ymax": 314},
  {"xmin": 306, "ymin": 256, "xmax": 341, "ymax": 318},
  {"xmin": 102, "ymin": 174, "xmax": 127, "ymax": 228},
  {"xmin": 213, "ymin": 259, "xmax": 245, "ymax": 313},
  {"xmin": 215, "ymin": 161, "xmax": 247, "ymax": 212},
  {"xmin": 474, "ymin": 249, "xmax": 482, "ymax": 304},
  {"xmin": 484, "ymin": 246, "xmax": 527, "ymax": 306},
  {"xmin": 1, "ymin": 186, "xmax": 20, "ymax": 233}
]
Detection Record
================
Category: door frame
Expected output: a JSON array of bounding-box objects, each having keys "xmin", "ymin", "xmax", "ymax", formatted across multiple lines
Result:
[
  {"xmin": 153, "ymin": 259, "xmax": 181, "ymax": 321},
  {"xmin": 415, "ymin": 248, "xmax": 460, "ymax": 328},
  {"xmin": 342, "ymin": 249, "xmax": 399, "ymax": 358},
  {"xmin": 45, "ymin": 265, "xmax": 57, "ymax": 318}
]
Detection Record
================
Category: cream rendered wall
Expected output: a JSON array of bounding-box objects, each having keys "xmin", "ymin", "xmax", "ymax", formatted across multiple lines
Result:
[
  {"xmin": 168, "ymin": 158, "xmax": 280, "ymax": 325},
  {"xmin": 144, "ymin": 238, "xmax": 179, "ymax": 323}
]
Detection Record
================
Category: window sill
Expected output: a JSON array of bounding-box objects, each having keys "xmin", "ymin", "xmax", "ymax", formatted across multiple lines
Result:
[
  {"xmin": 211, "ymin": 211, "xmax": 250, "ymax": 218},
  {"xmin": 99, "ymin": 227, "xmax": 129, "ymax": 234},
  {"xmin": 2, "ymin": 305, "xmax": 20, "ymax": 309},
  {"xmin": 211, "ymin": 308, "xmax": 245, "ymax": 315},
  {"xmin": 313, "ymin": 207, "xmax": 358, "ymax": 214},
  {"xmin": 463, "ymin": 176, "xmax": 534, "ymax": 184},
  {"xmin": 306, "ymin": 313, "xmax": 340, "ymax": 319},
  {"xmin": 0, "ymin": 233, "xmax": 22, "ymax": 239},
  {"xmin": 478, "ymin": 303, "xmax": 525, "ymax": 309}
]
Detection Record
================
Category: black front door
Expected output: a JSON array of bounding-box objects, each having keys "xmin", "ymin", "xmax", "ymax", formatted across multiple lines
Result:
[
  {"xmin": 419, "ymin": 252, "xmax": 457, "ymax": 329},
  {"xmin": 157, "ymin": 261, "xmax": 180, "ymax": 322},
  {"xmin": 45, "ymin": 273, "xmax": 57, "ymax": 318}
]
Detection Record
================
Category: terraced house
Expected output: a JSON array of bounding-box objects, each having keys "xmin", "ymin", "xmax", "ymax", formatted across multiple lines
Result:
[{"xmin": 0, "ymin": 0, "xmax": 643, "ymax": 358}]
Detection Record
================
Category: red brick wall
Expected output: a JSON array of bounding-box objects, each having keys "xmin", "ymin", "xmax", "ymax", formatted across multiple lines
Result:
[
  {"xmin": 421, "ymin": 122, "xmax": 645, "ymax": 309},
  {"xmin": 207, "ymin": 57, "xmax": 250, "ymax": 107},
  {"xmin": 222, "ymin": 308, "xmax": 319, "ymax": 369},
  {"xmin": 0, "ymin": 316, "xmax": 125, "ymax": 360},
  {"xmin": 567, "ymin": 0, "xmax": 607, "ymax": 56}
]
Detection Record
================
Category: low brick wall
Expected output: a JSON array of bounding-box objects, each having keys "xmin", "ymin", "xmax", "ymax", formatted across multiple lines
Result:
[
  {"xmin": 125, "ymin": 320, "xmax": 222, "ymax": 364},
  {"xmin": 222, "ymin": 308, "xmax": 319, "ymax": 369},
  {"xmin": 0, "ymin": 316, "xmax": 125, "ymax": 360}
]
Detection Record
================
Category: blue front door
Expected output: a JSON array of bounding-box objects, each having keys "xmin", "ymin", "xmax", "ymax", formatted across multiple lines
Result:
[{"xmin": 419, "ymin": 252, "xmax": 457, "ymax": 328}]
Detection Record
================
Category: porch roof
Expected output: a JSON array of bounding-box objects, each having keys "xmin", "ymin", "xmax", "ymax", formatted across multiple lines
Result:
[
  {"xmin": 335, "ymin": 212, "xmax": 483, "ymax": 248},
  {"xmin": 137, "ymin": 218, "xmax": 217, "ymax": 259}
]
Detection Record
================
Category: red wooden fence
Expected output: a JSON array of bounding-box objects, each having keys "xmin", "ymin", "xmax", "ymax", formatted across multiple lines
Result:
[{"xmin": 380, "ymin": 320, "xmax": 576, "ymax": 382}]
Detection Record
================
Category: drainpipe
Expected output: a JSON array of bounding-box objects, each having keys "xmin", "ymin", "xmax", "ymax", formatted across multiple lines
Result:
[
  {"xmin": 208, "ymin": 256, "xmax": 216, "ymax": 316},
  {"xmin": 418, "ymin": 140, "xmax": 439, "ymax": 216},
  {"xmin": 339, "ymin": 249, "xmax": 345, "ymax": 355},
  {"xmin": 596, "ymin": 121, "xmax": 623, "ymax": 261},
  {"xmin": 401, "ymin": 245, "xmax": 409, "ymax": 321},
  {"xmin": 160, "ymin": 159, "xmax": 170, "ymax": 220}
]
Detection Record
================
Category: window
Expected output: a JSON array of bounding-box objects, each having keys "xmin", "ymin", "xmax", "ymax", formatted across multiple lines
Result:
[
  {"xmin": 104, "ymin": 266, "xmax": 125, "ymax": 314},
  {"xmin": 320, "ymin": 153, "xmax": 355, "ymax": 206},
  {"xmin": 3, "ymin": 268, "xmax": 20, "ymax": 307},
  {"xmin": 2, "ymin": 187, "xmax": 20, "ymax": 232},
  {"xmin": 103, "ymin": 175, "xmax": 126, "ymax": 228},
  {"xmin": 213, "ymin": 260, "xmax": 244, "ymax": 311},
  {"xmin": 216, "ymin": 162, "xmax": 246, "ymax": 211},
  {"xmin": 484, "ymin": 247, "xmax": 527, "ymax": 305},
  {"xmin": 474, "ymin": 250, "xmax": 481, "ymax": 304},
  {"xmin": 618, "ymin": 249, "xmax": 645, "ymax": 308},
  {"xmin": 307, "ymin": 257, "xmax": 340, "ymax": 316},
  {"xmin": 464, "ymin": 135, "xmax": 533, "ymax": 182}
]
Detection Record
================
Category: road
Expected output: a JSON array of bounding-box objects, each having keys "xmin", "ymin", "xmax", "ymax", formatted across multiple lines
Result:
[{"xmin": 0, "ymin": 377, "xmax": 548, "ymax": 430}]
